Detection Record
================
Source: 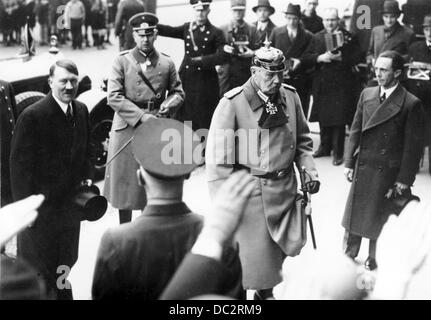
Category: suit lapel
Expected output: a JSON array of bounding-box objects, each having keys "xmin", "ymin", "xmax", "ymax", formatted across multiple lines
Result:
[{"xmin": 363, "ymin": 85, "xmax": 404, "ymax": 132}]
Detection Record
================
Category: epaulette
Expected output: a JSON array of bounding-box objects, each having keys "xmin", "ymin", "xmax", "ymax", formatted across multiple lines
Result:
[
  {"xmin": 160, "ymin": 52, "xmax": 170, "ymax": 57},
  {"xmin": 224, "ymin": 86, "xmax": 243, "ymax": 99},
  {"xmin": 119, "ymin": 49, "xmax": 130, "ymax": 55},
  {"xmin": 282, "ymin": 83, "xmax": 297, "ymax": 92}
]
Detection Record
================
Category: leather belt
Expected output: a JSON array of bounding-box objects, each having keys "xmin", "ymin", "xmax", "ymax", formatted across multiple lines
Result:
[{"xmin": 234, "ymin": 164, "xmax": 292, "ymax": 180}]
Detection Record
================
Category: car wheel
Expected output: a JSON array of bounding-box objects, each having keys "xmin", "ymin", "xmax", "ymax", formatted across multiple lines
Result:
[
  {"xmin": 15, "ymin": 91, "xmax": 45, "ymax": 117},
  {"xmin": 90, "ymin": 118, "xmax": 112, "ymax": 181}
]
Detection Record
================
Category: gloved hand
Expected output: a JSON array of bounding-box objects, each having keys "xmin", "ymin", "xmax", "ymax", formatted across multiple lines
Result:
[{"xmin": 304, "ymin": 180, "xmax": 320, "ymax": 194}]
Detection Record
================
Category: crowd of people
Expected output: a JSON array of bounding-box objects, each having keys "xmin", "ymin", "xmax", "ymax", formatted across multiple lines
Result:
[
  {"xmin": 1, "ymin": 0, "xmax": 431, "ymax": 301},
  {"xmin": 0, "ymin": 0, "xmax": 125, "ymax": 49}
]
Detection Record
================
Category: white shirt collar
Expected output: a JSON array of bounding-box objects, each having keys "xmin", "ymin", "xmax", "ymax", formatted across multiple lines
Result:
[
  {"xmin": 286, "ymin": 26, "xmax": 297, "ymax": 37},
  {"xmin": 52, "ymin": 94, "xmax": 70, "ymax": 114},
  {"xmin": 426, "ymin": 40, "xmax": 431, "ymax": 47},
  {"xmin": 380, "ymin": 83, "xmax": 399, "ymax": 99},
  {"xmin": 257, "ymin": 21, "xmax": 268, "ymax": 31}
]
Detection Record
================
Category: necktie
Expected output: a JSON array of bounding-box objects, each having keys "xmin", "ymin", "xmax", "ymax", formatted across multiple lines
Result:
[
  {"xmin": 66, "ymin": 103, "xmax": 75, "ymax": 127},
  {"xmin": 380, "ymin": 92, "xmax": 386, "ymax": 104}
]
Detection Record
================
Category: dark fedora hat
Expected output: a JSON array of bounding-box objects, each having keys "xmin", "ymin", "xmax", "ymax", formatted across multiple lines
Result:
[
  {"xmin": 382, "ymin": 0, "xmax": 402, "ymax": 15},
  {"xmin": 423, "ymin": 14, "xmax": 431, "ymax": 28},
  {"xmin": 282, "ymin": 3, "xmax": 301, "ymax": 17},
  {"xmin": 252, "ymin": 0, "xmax": 275, "ymax": 15}
]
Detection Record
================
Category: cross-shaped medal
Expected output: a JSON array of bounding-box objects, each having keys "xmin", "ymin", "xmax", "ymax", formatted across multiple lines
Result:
[{"xmin": 265, "ymin": 101, "xmax": 278, "ymax": 115}]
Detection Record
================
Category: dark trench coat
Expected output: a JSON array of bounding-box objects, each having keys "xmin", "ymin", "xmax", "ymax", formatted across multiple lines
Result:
[
  {"xmin": 157, "ymin": 20, "xmax": 228, "ymax": 131},
  {"xmin": 305, "ymin": 28, "xmax": 364, "ymax": 126},
  {"xmin": 342, "ymin": 85, "xmax": 425, "ymax": 239}
]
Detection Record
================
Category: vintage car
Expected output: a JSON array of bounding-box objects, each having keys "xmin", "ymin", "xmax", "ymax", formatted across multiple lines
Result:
[{"xmin": 0, "ymin": 38, "xmax": 113, "ymax": 182}]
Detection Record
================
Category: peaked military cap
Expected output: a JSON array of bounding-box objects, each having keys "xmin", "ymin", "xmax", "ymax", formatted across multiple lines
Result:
[
  {"xmin": 132, "ymin": 118, "xmax": 203, "ymax": 180},
  {"xmin": 190, "ymin": 0, "xmax": 212, "ymax": 10},
  {"xmin": 129, "ymin": 12, "xmax": 159, "ymax": 35},
  {"xmin": 231, "ymin": 0, "xmax": 246, "ymax": 10}
]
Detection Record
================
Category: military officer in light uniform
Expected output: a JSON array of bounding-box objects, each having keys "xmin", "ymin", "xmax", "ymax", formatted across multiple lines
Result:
[
  {"xmin": 157, "ymin": 0, "xmax": 228, "ymax": 131},
  {"xmin": 206, "ymin": 42, "xmax": 320, "ymax": 299},
  {"xmin": 104, "ymin": 13, "xmax": 185, "ymax": 224}
]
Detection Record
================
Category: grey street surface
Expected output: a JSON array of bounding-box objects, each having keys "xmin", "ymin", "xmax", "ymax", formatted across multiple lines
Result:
[{"xmin": 1, "ymin": 0, "xmax": 429, "ymax": 300}]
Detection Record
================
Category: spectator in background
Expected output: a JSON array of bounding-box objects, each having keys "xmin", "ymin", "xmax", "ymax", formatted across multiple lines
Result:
[
  {"xmin": 218, "ymin": 0, "xmax": 259, "ymax": 96},
  {"xmin": 270, "ymin": 3, "xmax": 315, "ymax": 116},
  {"xmin": 81, "ymin": 0, "xmax": 91, "ymax": 47},
  {"xmin": 114, "ymin": 0, "xmax": 145, "ymax": 51},
  {"xmin": 4, "ymin": 0, "xmax": 19, "ymax": 46},
  {"xmin": 35, "ymin": 0, "xmax": 50, "ymax": 45},
  {"xmin": 90, "ymin": 0, "xmax": 107, "ymax": 49},
  {"xmin": 367, "ymin": 0, "xmax": 415, "ymax": 64},
  {"xmin": 301, "ymin": 0, "xmax": 323, "ymax": 34},
  {"xmin": 402, "ymin": 0, "xmax": 431, "ymax": 39},
  {"xmin": 251, "ymin": 0, "xmax": 277, "ymax": 48},
  {"xmin": 105, "ymin": 0, "xmax": 119, "ymax": 44},
  {"xmin": 65, "ymin": 0, "xmax": 85, "ymax": 49},
  {"xmin": 24, "ymin": 0, "xmax": 36, "ymax": 31},
  {"xmin": 407, "ymin": 15, "xmax": 431, "ymax": 175},
  {"xmin": 305, "ymin": 7, "xmax": 363, "ymax": 166}
]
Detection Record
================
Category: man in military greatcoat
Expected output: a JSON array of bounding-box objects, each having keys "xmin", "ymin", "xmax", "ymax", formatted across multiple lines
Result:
[
  {"xmin": 206, "ymin": 42, "xmax": 320, "ymax": 299},
  {"xmin": 104, "ymin": 13, "xmax": 184, "ymax": 224}
]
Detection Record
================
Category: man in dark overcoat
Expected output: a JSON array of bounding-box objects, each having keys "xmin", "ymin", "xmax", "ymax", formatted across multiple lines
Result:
[
  {"xmin": 10, "ymin": 60, "xmax": 94, "ymax": 299},
  {"xmin": 157, "ymin": 0, "xmax": 228, "ymax": 131},
  {"xmin": 0, "ymin": 80, "xmax": 16, "ymax": 208},
  {"xmin": 269, "ymin": 3, "xmax": 315, "ymax": 116},
  {"xmin": 343, "ymin": 51, "xmax": 425, "ymax": 270},
  {"xmin": 301, "ymin": 0, "xmax": 323, "ymax": 34},
  {"xmin": 304, "ymin": 7, "xmax": 363, "ymax": 165},
  {"xmin": 402, "ymin": 0, "xmax": 431, "ymax": 38},
  {"xmin": 251, "ymin": 0, "xmax": 277, "ymax": 48},
  {"xmin": 114, "ymin": 0, "xmax": 145, "ymax": 50},
  {"xmin": 367, "ymin": 0, "xmax": 415, "ymax": 64},
  {"xmin": 93, "ymin": 119, "xmax": 245, "ymax": 300},
  {"xmin": 406, "ymin": 15, "xmax": 431, "ymax": 175}
]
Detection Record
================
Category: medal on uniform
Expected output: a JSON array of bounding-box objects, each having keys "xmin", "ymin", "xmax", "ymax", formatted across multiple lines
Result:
[{"xmin": 265, "ymin": 101, "xmax": 278, "ymax": 115}]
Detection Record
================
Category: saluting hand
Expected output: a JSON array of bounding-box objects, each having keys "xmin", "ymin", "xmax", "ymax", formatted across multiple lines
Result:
[{"xmin": 200, "ymin": 171, "xmax": 257, "ymax": 245}]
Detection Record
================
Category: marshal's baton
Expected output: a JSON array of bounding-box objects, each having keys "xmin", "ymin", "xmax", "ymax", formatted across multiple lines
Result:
[{"xmin": 300, "ymin": 166, "xmax": 317, "ymax": 250}]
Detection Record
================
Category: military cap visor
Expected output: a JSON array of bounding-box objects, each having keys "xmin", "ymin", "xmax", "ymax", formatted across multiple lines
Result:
[
  {"xmin": 190, "ymin": 0, "xmax": 212, "ymax": 9},
  {"xmin": 129, "ymin": 12, "xmax": 159, "ymax": 34},
  {"xmin": 132, "ymin": 118, "xmax": 203, "ymax": 180},
  {"xmin": 253, "ymin": 57, "xmax": 286, "ymax": 72}
]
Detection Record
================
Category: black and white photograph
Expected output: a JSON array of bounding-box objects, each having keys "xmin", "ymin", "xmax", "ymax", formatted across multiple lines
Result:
[{"xmin": 1, "ymin": 0, "xmax": 431, "ymax": 307}]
